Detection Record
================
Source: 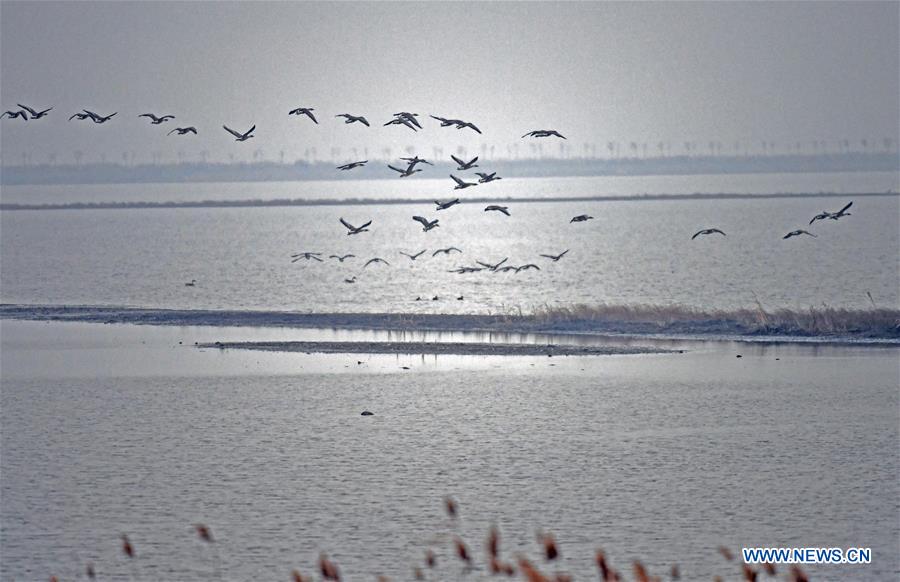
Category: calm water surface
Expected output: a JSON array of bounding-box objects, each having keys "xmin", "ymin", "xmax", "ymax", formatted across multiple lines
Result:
[
  {"xmin": 1, "ymin": 321, "xmax": 898, "ymax": 581},
  {"xmin": 2, "ymin": 192, "xmax": 898, "ymax": 313}
]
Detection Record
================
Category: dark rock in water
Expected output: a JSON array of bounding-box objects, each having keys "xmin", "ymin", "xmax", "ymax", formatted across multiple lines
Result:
[{"xmin": 361, "ymin": 410, "xmax": 374, "ymax": 416}]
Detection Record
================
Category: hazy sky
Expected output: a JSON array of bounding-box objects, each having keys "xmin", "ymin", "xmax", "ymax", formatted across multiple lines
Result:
[{"xmin": 1, "ymin": 1, "xmax": 897, "ymax": 165}]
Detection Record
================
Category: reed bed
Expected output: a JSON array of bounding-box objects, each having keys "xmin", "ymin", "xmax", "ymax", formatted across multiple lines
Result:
[
  {"xmin": 46, "ymin": 498, "xmax": 815, "ymax": 582},
  {"xmin": 518, "ymin": 302, "xmax": 900, "ymax": 338}
]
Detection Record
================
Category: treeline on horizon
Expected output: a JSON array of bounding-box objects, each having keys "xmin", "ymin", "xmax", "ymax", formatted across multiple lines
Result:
[{"xmin": 1, "ymin": 152, "xmax": 896, "ymax": 186}]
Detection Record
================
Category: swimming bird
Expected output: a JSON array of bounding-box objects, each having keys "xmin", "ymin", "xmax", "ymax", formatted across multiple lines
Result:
[
  {"xmin": 344, "ymin": 276, "xmax": 357, "ymax": 284},
  {"xmin": 691, "ymin": 228, "xmax": 726, "ymax": 240},
  {"xmin": 329, "ymin": 254, "xmax": 355, "ymax": 262},
  {"xmin": 484, "ymin": 205, "xmax": 510, "ymax": 216},
  {"xmin": 185, "ymin": 279, "xmax": 196, "ymax": 286},
  {"xmin": 476, "ymin": 172, "xmax": 501, "ymax": 183},
  {"xmin": 223, "ymin": 124, "xmax": 255, "ymax": 141},
  {"xmin": 289, "ymin": 107, "xmax": 318, "ymax": 123},
  {"xmin": 451, "ymin": 155, "xmax": 478, "ymax": 170},
  {"xmin": 335, "ymin": 113, "xmax": 370, "ymax": 126},
  {"xmin": 433, "ymin": 247, "xmax": 462, "ymax": 256},
  {"xmin": 400, "ymin": 156, "xmax": 433, "ymax": 168},
  {"xmin": 83, "ymin": 110, "xmax": 117, "ymax": 123},
  {"xmin": 523, "ymin": 129, "xmax": 566, "ymax": 139},
  {"xmin": 167, "ymin": 126, "xmax": 197, "ymax": 136},
  {"xmin": 570, "ymin": 214, "xmax": 593, "ymax": 223},
  {"xmin": 400, "ymin": 250, "xmax": 427, "ymax": 260},
  {"xmin": 450, "ymin": 175, "xmax": 476, "ymax": 190},
  {"xmin": 783, "ymin": 229, "xmax": 817, "ymax": 239},
  {"xmin": 138, "ymin": 113, "xmax": 175, "ymax": 124},
  {"xmin": 1, "ymin": 110, "xmax": 27, "ymax": 120},
  {"xmin": 340, "ymin": 217, "xmax": 371, "ymax": 235},
  {"xmin": 456, "ymin": 121, "xmax": 482, "ymax": 134},
  {"xmin": 291, "ymin": 252, "xmax": 323, "ymax": 263},
  {"xmin": 16, "ymin": 104, "xmax": 52, "ymax": 119},
  {"xmin": 413, "ymin": 216, "xmax": 440, "ymax": 231},
  {"xmin": 476, "ymin": 258, "xmax": 508, "ymax": 271},
  {"xmin": 388, "ymin": 163, "xmax": 422, "ymax": 177},
  {"xmin": 435, "ymin": 198, "xmax": 460, "ymax": 210},
  {"xmin": 539, "ymin": 250, "xmax": 569, "ymax": 261},
  {"xmin": 364, "ymin": 257, "xmax": 390, "ymax": 268},
  {"xmin": 337, "ymin": 160, "xmax": 367, "ymax": 170}
]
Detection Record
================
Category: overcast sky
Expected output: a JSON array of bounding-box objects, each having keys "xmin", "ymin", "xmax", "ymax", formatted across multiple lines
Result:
[{"xmin": 1, "ymin": 1, "xmax": 897, "ymax": 165}]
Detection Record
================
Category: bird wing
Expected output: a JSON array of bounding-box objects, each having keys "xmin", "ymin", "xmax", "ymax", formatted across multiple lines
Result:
[
  {"xmin": 468, "ymin": 123, "xmax": 482, "ymax": 134},
  {"xmin": 223, "ymin": 125, "xmax": 242, "ymax": 138},
  {"xmin": 448, "ymin": 247, "xmax": 461, "ymax": 253},
  {"xmin": 451, "ymin": 155, "xmax": 463, "ymax": 166},
  {"xmin": 289, "ymin": 108, "xmax": 300, "ymax": 115},
  {"xmin": 161, "ymin": 115, "xmax": 175, "ymax": 121},
  {"xmin": 138, "ymin": 113, "xmax": 154, "ymax": 119},
  {"xmin": 522, "ymin": 131, "xmax": 535, "ymax": 138},
  {"xmin": 16, "ymin": 104, "xmax": 37, "ymax": 116},
  {"xmin": 307, "ymin": 110, "xmax": 318, "ymax": 124},
  {"xmin": 359, "ymin": 117, "xmax": 370, "ymax": 126},
  {"xmin": 476, "ymin": 173, "xmax": 488, "ymax": 179},
  {"xmin": 357, "ymin": 220, "xmax": 372, "ymax": 230},
  {"xmin": 245, "ymin": 125, "xmax": 256, "ymax": 136},
  {"xmin": 412, "ymin": 216, "xmax": 430, "ymax": 227},
  {"xmin": 167, "ymin": 128, "xmax": 177, "ymax": 135},
  {"xmin": 470, "ymin": 156, "xmax": 479, "ymax": 164},
  {"xmin": 838, "ymin": 201, "xmax": 853, "ymax": 214},
  {"xmin": 388, "ymin": 165, "xmax": 405, "ymax": 174},
  {"xmin": 339, "ymin": 217, "xmax": 356, "ymax": 231},
  {"xmin": 187, "ymin": 127, "xmax": 197, "ymax": 134},
  {"xmin": 450, "ymin": 175, "xmax": 465, "ymax": 186}
]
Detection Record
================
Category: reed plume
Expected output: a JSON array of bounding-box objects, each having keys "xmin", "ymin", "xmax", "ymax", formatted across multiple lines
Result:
[
  {"xmin": 516, "ymin": 557, "xmax": 549, "ymax": 582},
  {"xmin": 318, "ymin": 553, "xmax": 341, "ymax": 581}
]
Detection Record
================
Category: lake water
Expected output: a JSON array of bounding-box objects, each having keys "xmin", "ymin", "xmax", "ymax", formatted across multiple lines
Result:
[
  {"xmin": 1, "ymin": 175, "xmax": 898, "ymax": 314},
  {"xmin": 1, "ymin": 320, "xmax": 898, "ymax": 580},
  {"xmin": 1, "ymin": 173, "xmax": 899, "ymax": 581}
]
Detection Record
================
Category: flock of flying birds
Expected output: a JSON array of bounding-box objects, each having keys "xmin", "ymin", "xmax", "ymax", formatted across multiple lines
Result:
[{"xmin": 5, "ymin": 102, "xmax": 854, "ymax": 289}]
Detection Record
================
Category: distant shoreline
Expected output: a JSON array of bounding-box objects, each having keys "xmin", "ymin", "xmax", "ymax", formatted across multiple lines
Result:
[
  {"xmin": 1, "ymin": 190, "xmax": 896, "ymax": 211},
  {"xmin": 3, "ymin": 304, "xmax": 898, "ymax": 343}
]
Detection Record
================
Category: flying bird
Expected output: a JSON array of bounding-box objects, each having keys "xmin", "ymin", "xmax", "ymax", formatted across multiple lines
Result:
[
  {"xmin": 809, "ymin": 212, "xmax": 832, "ymax": 225},
  {"xmin": 16, "ymin": 104, "xmax": 52, "ymax": 119},
  {"xmin": 364, "ymin": 257, "xmax": 390, "ymax": 268},
  {"xmin": 68, "ymin": 112, "xmax": 92, "ymax": 121},
  {"xmin": 451, "ymin": 155, "xmax": 478, "ymax": 170},
  {"xmin": 413, "ymin": 216, "xmax": 440, "ymax": 231},
  {"xmin": 450, "ymin": 175, "xmax": 476, "ymax": 190},
  {"xmin": 691, "ymin": 228, "xmax": 726, "ymax": 240},
  {"xmin": 516, "ymin": 264, "xmax": 541, "ymax": 272},
  {"xmin": 289, "ymin": 107, "xmax": 318, "ymax": 123},
  {"xmin": 335, "ymin": 113, "xmax": 370, "ymax": 126},
  {"xmin": 539, "ymin": 250, "xmax": 569, "ymax": 261},
  {"xmin": 400, "ymin": 250, "xmax": 427, "ymax": 260},
  {"xmin": 388, "ymin": 163, "xmax": 422, "ymax": 177},
  {"xmin": 138, "ymin": 113, "xmax": 175, "ymax": 124},
  {"xmin": 830, "ymin": 201, "xmax": 853, "ymax": 219},
  {"xmin": 329, "ymin": 254, "xmax": 355, "ymax": 262},
  {"xmin": 1, "ymin": 110, "xmax": 27, "ymax": 120},
  {"xmin": 484, "ymin": 205, "xmax": 510, "ymax": 216},
  {"xmin": 400, "ymin": 156, "xmax": 433, "ymax": 168},
  {"xmin": 476, "ymin": 172, "xmax": 502, "ymax": 183},
  {"xmin": 340, "ymin": 217, "xmax": 371, "ymax": 235},
  {"xmin": 523, "ymin": 129, "xmax": 566, "ymax": 139},
  {"xmin": 570, "ymin": 214, "xmax": 593, "ymax": 223},
  {"xmin": 167, "ymin": 126, "xmax": 197, "ymax": 136},
  {"xmin": 433, "ymin": 247, "xmax": 462, "ymax": 256},
  {"xmin": 83, "ymin": 110, "xmax": 117, "ymax": 123},
  {"xmin": 456, "ymin": 121, "xmax": 482, "ymax": 134},
  {"xmin": 291, "ymin": 252, "xmax": 323, "ymax": 263},
  {"xmin": 476, "ymin": 258, "xmax": 508, "ymax": 271},
  {"xmin": 384, "ymin": 117, "xmax": 418, "ymax": 131},
  {"xmin": 435, "ymin": 198, "xmax": 460, "ymax": 210},
  {"xmin": 394, "ymin": 112, "xmax": 422, "ymax": 128},
  {"xmin": 223, "ymin": 124, "xmax": 255, "ymax": 141},
  {"xmin": 337, "ymin": 160, "xmax": 367, "ymax": 170},
  {"xmin": 783, "ymin": 229, "xmax": 817, "ymax": 239},
  {"xmin": 430, "ymin": 115, "xmax": 464, "ymax": 127}
]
